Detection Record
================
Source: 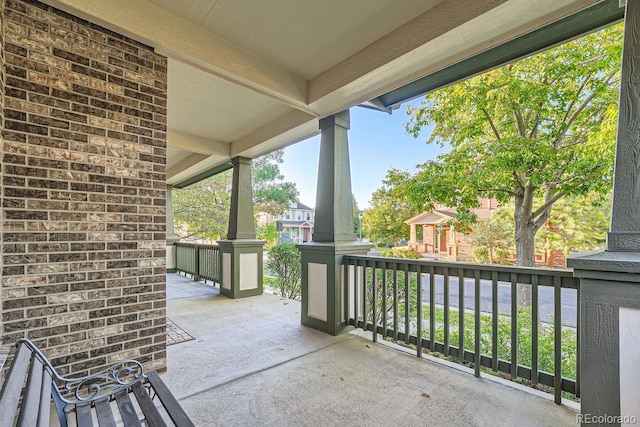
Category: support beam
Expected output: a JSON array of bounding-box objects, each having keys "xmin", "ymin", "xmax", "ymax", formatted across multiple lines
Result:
[
  {"xmin": 298, "ymin": 110, "xmax": 371, "ymax": 335},
  {"xmin": 218, "ymin": 157, "xmax": 264, "ymax": 299},
  {"xmin": 568, "ymin": 1, "xmax": 640, "ymax": 423}
]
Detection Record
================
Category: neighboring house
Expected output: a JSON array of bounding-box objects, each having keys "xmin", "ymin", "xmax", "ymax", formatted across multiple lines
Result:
[
  {"xmin": 405, "ymin": 198, "xmax": 566, "ymax": 267},
  {"xmin": 257, "ymin": 201, "xmax": 315, "ymax": 244},
  {"xmin": 405, "ymin": 198, "xmax": 498, "ymax": 262}
]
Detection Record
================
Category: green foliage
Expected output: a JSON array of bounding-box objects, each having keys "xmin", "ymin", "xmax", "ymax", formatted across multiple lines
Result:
[
  {"xmin": 363, "ymin": 178, "xmax": 414, "ymax": 245},
  {"xmin": 422, "ymin": 307, "xmax": 577, "ymax": 382},
  {"xmin": 173, "ymin": 150, "xmax": 298, "ymax": 240},
  {"xmin": 364, "ymin": 269, "xmax": 419, "ymax": 328},
  {"xmin": 251, "ymin": 151, "xmax": 299, "ymax": 215},
  {"xmin": 470, "ymin": 208, "xmax": 514, "ymax": 264},
  {"xmin": 398, "ymin": 24, "xmax": 622, "ymax": 266},
  {"xmin": 173, "ymin": 171, "xmax": 231, "ymax": 241},
  {"xmin": 257, "ymin": 223, "xmax": 279, "ymax": 248},
  {"xmin": 380, "ymin": 248, "xmax": 421, "ymax": 259},
  {"xmin": 267, "ymin": 243, "xmax": 302, "ymax": 300},
  {"xmin": 536, "ymin": 192, "xmax": 610, "ymax": 256}
]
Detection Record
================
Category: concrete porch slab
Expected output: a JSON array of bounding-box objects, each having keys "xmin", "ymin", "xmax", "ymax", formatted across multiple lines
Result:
[{"xmin": 164, "ymin": 273, "xmax": 577, "ymax": 426}]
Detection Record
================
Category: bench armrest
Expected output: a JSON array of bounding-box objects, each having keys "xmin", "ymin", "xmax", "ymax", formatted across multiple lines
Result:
[{"xmin": 16, "ymin": 339, "xmax": 145, "ymax": 407}]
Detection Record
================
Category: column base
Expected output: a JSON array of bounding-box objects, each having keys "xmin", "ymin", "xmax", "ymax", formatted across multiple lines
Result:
[
  {"xmin": 297, "ymin": 241, "xmax": 372, "ymax": 335},
  {"xmin": 218, "ymin": 239, "xmax": 265, "ymax": 299},
  {"xmin": 568, "ymin": 249, "xmax": 640, "ymax": 423}
]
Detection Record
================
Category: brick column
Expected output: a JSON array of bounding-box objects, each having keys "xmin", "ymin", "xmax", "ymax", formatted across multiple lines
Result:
[{"xmin": 0, "ymin": 0, "xmax": 168, "ymax": 375}]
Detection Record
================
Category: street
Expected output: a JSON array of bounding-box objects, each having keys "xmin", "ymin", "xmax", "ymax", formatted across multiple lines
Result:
[{"xmin": 421, "ymin": 275, "xmax": 577, "ymax": 327}]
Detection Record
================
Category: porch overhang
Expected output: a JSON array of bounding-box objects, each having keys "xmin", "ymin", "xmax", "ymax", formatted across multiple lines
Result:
[{"xmin": 38, "ymin": 0, "xmax": 623, "ymax": 185}]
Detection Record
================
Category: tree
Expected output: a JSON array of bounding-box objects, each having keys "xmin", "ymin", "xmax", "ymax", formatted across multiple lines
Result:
[
  {"xmin": 173, "ymin": 172, "xmax": 231, "ymax": 241},
  {"xmin": 536, "ymin": 192, "xmax": 610, "ymax": 259},
  {"xmin": 251, "ymin": 151, "xmax": 299, "ymax": 215},
  {"xmin": 257, "ymin": 223, "xmax": 279, "ymax": 248},
  {"xmin": 173, "ymin": 150, "xmax": 298, "ymax": 240},
  {"xmin": 469, "ymin": 208, "xmax": 514, "ymax": 264},
  {"xmin": 363, "ymin": 176, "xmax": 414, "ymax": 246},
  {"xmin": 399, "ymin": 24, "xmax": 622, "ymax": 271}
]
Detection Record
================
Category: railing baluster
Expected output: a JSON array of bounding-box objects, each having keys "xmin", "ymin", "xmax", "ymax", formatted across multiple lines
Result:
[
  {"xmin": 576, "ymin": 280, "xmax": 580, "ymax": 398},
  {"xmin": 372, "ymin": 264, "xmax": 377, "ymax": 343},
  {"xmin": 429, "ymin": 265, "xmax": 435, "ymax": 352},
  {"xmin": 491, "ymin": 270, "xmax": 498, "ymax": 372},
  {"xmin": 554, "ymin": 275, "xmax": 562, "ymax": 404},
  {"xmin": 458, "ymin": 268, "xmax": 465, "ymax": 362},
  {"xmin": 474, "ymin": 269, "xmax": 481, "ymax": 378},
  {"xmin": 510, "ymin": 272, "xmax": 518, "ymax": 380},
  {"xmin": 343, "ymin": 257, "xmax": 349, "ymax": 327},
  {"xmin": 444, "ymin": 267, "xmax": 450, "ymax": 357},
  {"xmin": 404, "ymin": 263, "xmax": 410, "ymax": 345},
  {"xmin": 382, "ymin": 263, "xmax": 388, "ymax": 339},
  {"xmin": 362, "ymin": 264, "xmax": 368, "ymax": 333},
  {"xmin": 417, "ymin": 264, "xmax": 423, "ymax": 358},
  {"xmin": 532, "ymin": 274, "xmax": 539, "ymax": 385},
  {"xmin": 393, "ymin": 267, "xmax": 399, "ymax": 342}
]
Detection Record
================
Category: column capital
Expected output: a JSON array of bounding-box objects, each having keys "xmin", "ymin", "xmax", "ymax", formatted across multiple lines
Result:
[
  {"xmin": 319, "ymin": 110, "xmax": 350, "ymax": 131},
  {"xmin": 231, "ymin": 156, "xmax": 252, "ymax": 166}
]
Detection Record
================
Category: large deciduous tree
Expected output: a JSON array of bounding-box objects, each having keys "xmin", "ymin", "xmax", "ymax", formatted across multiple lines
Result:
[
  {"xmin": 363, "ymin": 177, "xmax": 414, "ymax": 246},
  {"xmin": 173, "ymin": 150, "xmax": 298, "ymax": 241},
  {"xmin": 398, "ymin": 24, "xmax": 622, "ymax": 270}
]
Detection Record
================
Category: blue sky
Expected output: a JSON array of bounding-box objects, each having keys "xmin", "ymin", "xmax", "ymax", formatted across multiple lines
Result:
[{"xmin": 280, "ymin": 101, "xmax": 448, "ymax": 209}]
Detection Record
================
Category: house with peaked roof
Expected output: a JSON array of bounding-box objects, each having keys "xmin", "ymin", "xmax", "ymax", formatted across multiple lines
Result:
[
  {"xmin": 405, "ymin": 198, "xmax": 498, "ymax": 261},
  {"xmin": 257, "ymin": 201, "xmax": 315, "ymax": 244}
]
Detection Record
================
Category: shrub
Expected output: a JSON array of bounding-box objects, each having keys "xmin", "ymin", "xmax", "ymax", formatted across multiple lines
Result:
[
  {"xmin": 380, "ymin": 248, "xmax": 421, "ymax": 259},
  {"xmin": 266, "ymin": 243, "xmax": 301, "ymax": 300}
]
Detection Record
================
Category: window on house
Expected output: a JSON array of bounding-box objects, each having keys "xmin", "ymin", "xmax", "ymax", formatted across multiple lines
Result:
[
  {"xmin": 306, "ymin": 213, "xmax": 311, "ymax": 220},
  {"xmin": 296, "ymin": 212, "xmax": 302, "ymax": 220},
  {"xmin": 285, "ymin": 212, "xmax": 290, "ymax": 220}
]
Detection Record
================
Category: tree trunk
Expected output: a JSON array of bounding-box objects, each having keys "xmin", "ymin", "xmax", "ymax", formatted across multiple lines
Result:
[{"xmin": 514, "ymin": 195, "xmax": 537, "ymax": 307}]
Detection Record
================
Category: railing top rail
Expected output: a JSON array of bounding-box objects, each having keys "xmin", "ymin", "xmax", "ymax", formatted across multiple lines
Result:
[
  {"xmin": 343, "ymin": 254, "xmax": 578, "ymax": 288},
  {"xmin": 175, "ymin": 242, "xmax": 219, "ymax": 249}
]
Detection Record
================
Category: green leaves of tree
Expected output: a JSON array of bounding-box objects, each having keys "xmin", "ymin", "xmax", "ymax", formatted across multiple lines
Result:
[
  {"xmin": 401, "ymin": 23, "xmax": 622, "ymax": 265},
  {"xmin": 173, "ymin": 150, "xmax": 298, "ymax": 241}
]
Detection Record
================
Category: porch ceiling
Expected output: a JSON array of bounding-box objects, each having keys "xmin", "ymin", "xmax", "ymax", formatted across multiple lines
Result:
[{"xmin": 43, "ymin": 0, "xmax": 613, "ymax": 186}]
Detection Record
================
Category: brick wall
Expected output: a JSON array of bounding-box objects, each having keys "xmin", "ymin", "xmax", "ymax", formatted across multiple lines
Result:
[{"xmin": 1, "ymin": 0, "xmax": 168, "ymax": 375}]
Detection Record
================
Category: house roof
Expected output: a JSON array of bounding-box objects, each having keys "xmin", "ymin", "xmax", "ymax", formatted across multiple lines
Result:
[{"xmin": 291, "ymin": 201, "xmax": 313, "ymax": 211}]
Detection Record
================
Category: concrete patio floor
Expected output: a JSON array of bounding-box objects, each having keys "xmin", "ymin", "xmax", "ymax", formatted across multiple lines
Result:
[{"xmin": 162, "ymin": 273, "xmax": 578, "ymax": 426}]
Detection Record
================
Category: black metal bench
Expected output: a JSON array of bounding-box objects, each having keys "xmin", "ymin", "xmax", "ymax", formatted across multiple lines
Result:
[{"xmin": 0, "ymin": 338, "xmax": 195, "ymax": 427}]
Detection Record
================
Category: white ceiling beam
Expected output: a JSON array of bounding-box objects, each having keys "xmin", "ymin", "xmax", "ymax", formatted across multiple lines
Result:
[
  {"xmin": 42, "ymin": 0, "xmax": 309, "ymax": 110},
  {"xmin": 308, "ymin": 0, "xmax": 509, "ymax": 104},
  {"xmin": 167, "ymin": 130, "xmax": 230, "ymax": 157},
  {"xmin": 167, "ymin": 153, "xmax": 210, "ymax": 180},
  {"xmin": 308, "ymin": 0, "xmax": 602, "ymax": 113},
  {"xmin": 232, "ymin": 110, "xmax": 319, "ymax": 159}
]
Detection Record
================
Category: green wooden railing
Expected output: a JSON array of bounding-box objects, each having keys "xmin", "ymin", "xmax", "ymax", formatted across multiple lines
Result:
[
  {"xmin": 343, "ymin": 255, "xmax": 579, "ymax": 404},
  {"xmin": 175, "ymin": 243, "xmax": 220, "ymax": 284}
]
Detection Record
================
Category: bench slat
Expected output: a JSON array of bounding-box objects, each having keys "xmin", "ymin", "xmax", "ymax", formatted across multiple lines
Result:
[
  {"xmin": 95, "ymin": 398, "xmax": 117, "ymax": 427},
  {"xmin": 76, "ymin": 402, "xmax": 94, "ymax": 427},
  {"xmin": 17, "ymin": 356, "xmax": 45, "ymax": 427},
  {"xmin": 115, "ymin": 390, "xmax": 143, "ymax": 427},
  {"xmin": 37, "ymin": 369, "xmax": 52, "ymax": 427},
  {"xmin": 146, "ymin": 372, "xmax": 195, "ymax": 427},
  {"xmin": 132, "ymin": 380, "xmax": 167, "ymax": 427},
  {"xmin": 0, "ymin": 344, "xmax": 32, "ymax": 427}
]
